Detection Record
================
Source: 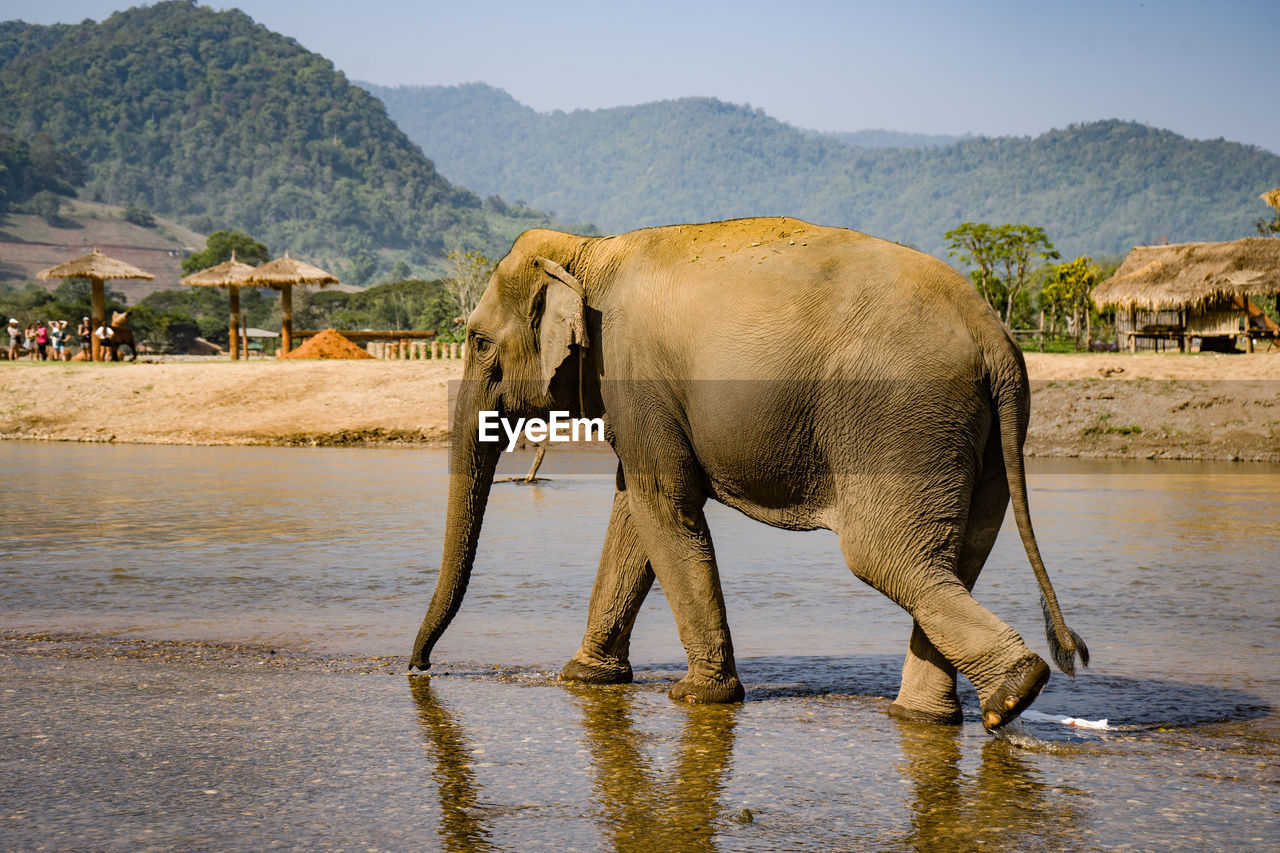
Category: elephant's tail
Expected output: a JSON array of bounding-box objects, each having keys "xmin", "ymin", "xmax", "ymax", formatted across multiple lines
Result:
[{"xmin": 990, "ymin": 348, "xmax": 1090, "ymax": 677}]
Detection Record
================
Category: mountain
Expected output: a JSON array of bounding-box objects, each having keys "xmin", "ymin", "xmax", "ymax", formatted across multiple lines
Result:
[
  {"xmin": 364, "ymin": 82, "xmax": 1280, "ymax": 259},
  {"xmin": 0, "ymin": 3, "xmax": 560, "ymax": 284},
  {"xmin": 803, "ymin": 128, "xmax": 972, "ymax": 148}
]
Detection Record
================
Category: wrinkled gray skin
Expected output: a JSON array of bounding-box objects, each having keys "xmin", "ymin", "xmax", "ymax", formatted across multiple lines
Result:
[{"xmin": 410, "ymin": 217, "xmax": 1087, "ymax": 729}]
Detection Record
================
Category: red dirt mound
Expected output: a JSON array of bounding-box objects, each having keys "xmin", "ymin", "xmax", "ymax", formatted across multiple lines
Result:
[{"xmin": 279, "ymin": 329, "xmax": 373, "ymax": 360}]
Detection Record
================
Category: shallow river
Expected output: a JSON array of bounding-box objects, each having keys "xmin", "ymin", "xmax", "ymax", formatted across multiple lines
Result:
[{"xmin": 2, "ymin": 443, "xmax": 1277, "ymax": 851}]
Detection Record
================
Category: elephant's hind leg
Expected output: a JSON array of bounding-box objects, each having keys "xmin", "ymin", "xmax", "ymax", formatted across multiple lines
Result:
[
  {"xmin": 561, "ymin": 489, "xmax": 655, "ymax": 685},
  {"xmin": 889, "ymin": 464, "xmax": 1009, "ymax": 725},
  {"xmin": 836, "ymin": 492, "xmax": 1039, "ymax": 725}
]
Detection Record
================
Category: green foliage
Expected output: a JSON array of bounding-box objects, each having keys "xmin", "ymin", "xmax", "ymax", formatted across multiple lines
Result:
[
  {"xmin": 182, "ymin": 229, "xmax": 271, "ymax": 274},
  {"xmin": 1040, "ymin": 256, "xmax": 1101, "ymax": 347},
  {"xmin": 26, "ymin": 189, "xmax": 62, "ymax": 224},
  {"xmin": 0, "ymin": 277, "xmax": 123, "ymax": 332},
  {"xmin": 0, "ymin": 130, "xmax": 84, "ymax": 213},
  {"xmin": 367, "ymin": 83, "xmax": 1280, "ymax": 258},
  {"xmin": 121, "ymin": 204, "xmax": 155, "ymax": 227},
  {"xmin": 0, "ymin": 3, "xmax": 558, "ymax": 284},
  {"xmin": 294, "ymin": 278, "xmax": 456, "ymax": 336},
  {"xmin": 992, "ymin": 224, "xmax": 1058, "ymax": 325},
  {"xmin": 946, "ymin": 221, "xmax": 1058, "ymax": 324},
  {"xmin": 134, "ymin": 284, "xmax": 275, "ymax": 349}
]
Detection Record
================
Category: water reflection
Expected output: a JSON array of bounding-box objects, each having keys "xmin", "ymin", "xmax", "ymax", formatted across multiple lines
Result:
[
  {"xmin": 409, "ymin": 677, "xmax": 496, "ymax": 853},
  {"xmin": 571, "ymin": 685, "xmax": 737, "ymax": 853},
  {"xmin": 894, "ymin": 719, "xmax": 1083, "ymax": 852},
  {"xmin": 409, "ymin": 678, "xmax": 737, "ymax": 852}
]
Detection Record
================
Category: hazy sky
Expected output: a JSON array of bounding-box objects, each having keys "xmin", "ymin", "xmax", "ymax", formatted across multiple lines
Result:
[{"xmin": 5, "ymin": 0, "xmax": 1279, "ymax": 153}]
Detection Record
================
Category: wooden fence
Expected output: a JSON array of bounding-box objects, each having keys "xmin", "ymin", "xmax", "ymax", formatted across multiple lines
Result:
[{"xmin": 294, "ymin": 330, "xmax": 464, "ymax": 360}]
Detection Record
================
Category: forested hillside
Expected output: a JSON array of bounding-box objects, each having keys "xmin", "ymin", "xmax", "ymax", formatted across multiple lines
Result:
[
  {"xmin": 366, "ymin": 82, "xmax": 1280, "ymax": 258},
  {"xmin": 0, "ymin": 3, "xmax": 560, "ymax": 284}
]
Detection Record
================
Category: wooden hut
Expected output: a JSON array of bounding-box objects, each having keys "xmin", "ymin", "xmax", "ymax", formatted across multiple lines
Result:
[{"xmin": 1093, "ymin": 238, "xmax": 1280, "ymax": 352}]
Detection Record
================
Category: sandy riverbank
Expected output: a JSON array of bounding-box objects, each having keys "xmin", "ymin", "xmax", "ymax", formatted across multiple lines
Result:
[{"xmin": 1, "ymin": 351, "xmax": 1277, "ymax": 460}]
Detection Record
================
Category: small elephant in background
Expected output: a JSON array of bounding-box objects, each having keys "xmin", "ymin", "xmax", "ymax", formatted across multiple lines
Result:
[
  {"xmin": 98, "ymin": 310, "xmax": 138, "ymax": 361},
  {"xmin": 410, "ymin": 216, "xmax": 1088, "ymax": 731}
]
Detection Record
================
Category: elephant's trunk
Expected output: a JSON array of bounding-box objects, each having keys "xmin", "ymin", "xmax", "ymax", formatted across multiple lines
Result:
[{"xmin": 409, "ymin": 381, "xmax": 501, "ymax": 670}]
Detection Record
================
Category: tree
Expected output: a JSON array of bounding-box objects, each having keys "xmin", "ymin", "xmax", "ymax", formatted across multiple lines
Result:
[
  {"xmin": 947, "ymin": 221, "xmax": 1059, "ymax": 325},
  {"xmin": 122, "ymin": 204, "xmax": 155, "ymax": 227},
  {"xmin": 442, "ymin": 249, "xmax": 493, "ymax": 327},
  {"xmin": 944, "ymin": 223, "xmax": 1003, "ymax": 310},
  {"xmin": 992, "ymin": 225, "xmax": 1059, "ymax": 326},
  {"xmin": 182, "ymin": 230, "xmax": 271, "ymax": 274},
  {"xmin": 1041, "ymin": 256, "xmax": 1100, "ymax": 348},
  {"xmin": 27, "ymin": 190, "xmax": 63, "ymax": 224},
  {"xmin": 1257, "ymin": 188, "xmax": 1280, "ymax": 237}
]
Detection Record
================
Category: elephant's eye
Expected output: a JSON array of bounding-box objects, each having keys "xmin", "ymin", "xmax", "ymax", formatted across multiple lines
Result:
[{"xmin": 470, "ymin": 334, "xmax": 491, "ymax": 355}]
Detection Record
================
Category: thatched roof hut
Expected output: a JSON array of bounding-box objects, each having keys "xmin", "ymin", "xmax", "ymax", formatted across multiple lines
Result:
[
  {"xmin": 237, "ymin": 251, "xmax": 339, "ymax": 354},
  {"xmin": 1094, "ymin": 238, "xmax": 1280, "ymax": 352},
  {"xmin": 37, "ymin": 249, "xmax": 154, "ymax": 361},
  {"xmin": 1093, "ymin": 239, "xmax": 1280, "ymax": 311},
  {"xmin": 180, "ymin": 253, "xmax": 259, "ymax": 360}
]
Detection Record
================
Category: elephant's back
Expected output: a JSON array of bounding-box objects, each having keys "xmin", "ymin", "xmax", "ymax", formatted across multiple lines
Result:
[{"xmin": 607, "ymin": 217, "xmax": 997, "ymax": 383}]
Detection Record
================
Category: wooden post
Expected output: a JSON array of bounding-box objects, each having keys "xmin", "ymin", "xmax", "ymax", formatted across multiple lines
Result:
[
  {"xmin": 450, "ymin": 342, "xmax": 459, "ymax": 359},
  {"xmin": 280, "ymin": 284, "xmax": 293, "ymax": 355},
  {"xmin": 228, "ymin": 284, "xmax": 241, "ymax": 360},
  {"xmin": 523, "ymin": 446, "xmax": 546, "ymax": 482},
  {"xmin": 431, "ymin": 341, "xmax": 440, "ymax": 359},
  {"xmin": 90, "ymin": 278, "xmax": 105, "ymax": 362}
]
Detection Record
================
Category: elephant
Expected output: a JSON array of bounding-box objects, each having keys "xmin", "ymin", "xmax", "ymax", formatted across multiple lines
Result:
[
  {"xmin": 409, "ymin": 216, "xmax": 1088, "ymax": 730},
  {"xmin": 98, "ymin": 310, "xmax": 138, "ymax": 361}
]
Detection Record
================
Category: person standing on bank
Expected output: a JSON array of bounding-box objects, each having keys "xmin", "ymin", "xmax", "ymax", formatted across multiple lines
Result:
[
  {"xmin": 34, "ymin": 321, "xmax": 49, "ymax": 361},
  {"xmin": 77, "ymin": 316, "xmax": 91, "ymax": 360},
  {"xmin": 49, "ymin": 320, "xmax": 67, "ymax": 361},
  {"xmin": 6, "ymin": 319, "xmax": 21, "ymax": 361}
]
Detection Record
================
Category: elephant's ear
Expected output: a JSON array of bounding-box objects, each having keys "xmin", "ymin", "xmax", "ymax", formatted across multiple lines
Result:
[{"xmin": 532, "ymin": 256, "xmax": 588, "ymax": 395}]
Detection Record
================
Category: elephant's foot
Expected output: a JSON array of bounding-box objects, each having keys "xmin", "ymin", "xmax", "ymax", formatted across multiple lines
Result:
[
  {"xmin": 980, "ymin": 654, "xmax": 1049, "ymax": 731},
  {"xmin": 887, "ymin": 700, "xmax": 963, "ymax": 726},
  {"xmin": 668, "ymin": 674, "xmax": 744, "ymax": 704},
  {"xmin": 560, "ymin": 652, "xmax": 633, "ymax": 685}
]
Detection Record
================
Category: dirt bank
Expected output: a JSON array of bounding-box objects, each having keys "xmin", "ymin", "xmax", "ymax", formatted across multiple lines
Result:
[{"xmin": 1, "ymin": 351, "xmax": 1277, "ymax": 460}]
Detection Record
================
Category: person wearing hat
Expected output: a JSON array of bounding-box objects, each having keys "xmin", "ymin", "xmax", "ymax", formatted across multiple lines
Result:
[{"xmin": 6, "ymin": 319, "xmax": 20, "ymax": 361}]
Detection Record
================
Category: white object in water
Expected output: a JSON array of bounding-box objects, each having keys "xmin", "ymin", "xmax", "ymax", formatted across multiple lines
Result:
[{"xmin": 1020, "ymin": 710, "xmax": 1112, "ymax": 730}]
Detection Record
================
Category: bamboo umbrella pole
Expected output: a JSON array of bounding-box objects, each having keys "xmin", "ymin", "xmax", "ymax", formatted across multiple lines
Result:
[
  {"xmin": 228, "ymin": 284, "xmax": 241, "ymax": 360},
  {"xmin": 90, "ymin": 278, "xmax": 105, "ymax": 362},
  {"xmin": 281, "ymin": 283, "xmax": 293, "ymax": 355}
]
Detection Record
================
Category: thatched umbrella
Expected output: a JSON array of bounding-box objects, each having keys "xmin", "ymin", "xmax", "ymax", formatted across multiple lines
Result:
[
  {"xmin": 180, "ymin": 252, "xmax": 258, "ymax": 360},
  {"xmin": 237, "ymin": 251, "xmax": 338, "ymax": 355},
  {"xmin": 37, "ymin": 249, "xmax": 154, "ymax": 361}
]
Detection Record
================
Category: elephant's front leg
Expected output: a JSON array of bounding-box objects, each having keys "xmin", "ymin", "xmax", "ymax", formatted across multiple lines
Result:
[
  {"xmin": 561, "ymin": 489, "xmax": 655, "ymax": 685},
  {"xmin": 622, "ymin": 478, "xmax": 744, "ymax": 704}
]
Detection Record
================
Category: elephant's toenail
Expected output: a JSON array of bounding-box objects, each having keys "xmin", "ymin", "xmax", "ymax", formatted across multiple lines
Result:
[
  {"xmin": 984, "ymin": 711, "xmax": 1003, "ymax": 729},
  {"xmin": 1005, "ymin": 695, "xmax": 1019, "ymax": 710}
]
